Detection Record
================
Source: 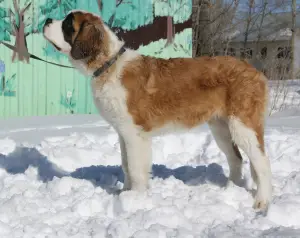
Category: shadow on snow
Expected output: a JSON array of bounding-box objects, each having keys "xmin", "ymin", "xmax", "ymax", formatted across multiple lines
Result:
[{"xmin": 0, "ymin": 146, "xmax": 229, "ymax": 193}]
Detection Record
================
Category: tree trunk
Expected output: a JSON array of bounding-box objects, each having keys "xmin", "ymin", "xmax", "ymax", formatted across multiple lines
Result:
[
  {"xmin": 12, "ymin": 14, "xmax": 30, "ymax": 63},
  {"xmin": 97, "ymin": 0, "xmax": 102, "ymax": 11},
  {"xmin": 166, "ymin": 16, "xmax": 174, "ymax": 46},
  {"xmin": 255, "ymin": 0, "xmax": 267, "ymax": 53},
  {"xmin": 193, "ymin": 0, "xmax": 211, "ymax": 56},
  {"xmin": 242, "ymin": 0, "xmax": 255, "ymax": 58},
  {"xmin": 11, "ymin": 0, "xmax": 31, "ymax": 63},
  {"xmin": 252, "ymin": 0, "xmax": 267, "ymax": 72},
  {"xmin": 290, "ymin": 0, "xmax": 296, "ymax": 78}
]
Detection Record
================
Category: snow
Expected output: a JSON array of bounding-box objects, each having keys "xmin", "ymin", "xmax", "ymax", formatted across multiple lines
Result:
[{"xmin": 0, "ymin": 82, "xmax": 300, "ymax": 237}]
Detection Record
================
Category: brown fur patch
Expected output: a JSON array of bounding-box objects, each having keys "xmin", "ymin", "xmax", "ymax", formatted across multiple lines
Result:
[
  {"xmin": 121, "ymin": 55, "xmax": 267, "ymax": 151},
  {"xmin": 70, "ymin": 12, "xmax": 110, "ymax": 63}
]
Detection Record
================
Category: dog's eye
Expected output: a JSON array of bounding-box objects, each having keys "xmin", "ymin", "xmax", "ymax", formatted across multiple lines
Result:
[
  {"xmin": 66, "ymin": 22, "xmax": 73, "ymax": 29},
  {"xmin": 63, "ymin": 19, "xmax": 74, "ymax": 32}
]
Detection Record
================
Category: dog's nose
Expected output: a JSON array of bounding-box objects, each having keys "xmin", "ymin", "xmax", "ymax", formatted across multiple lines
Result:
[{"xmin": 45, "ymin": 18, "xmax": 53, "ymax": 25}]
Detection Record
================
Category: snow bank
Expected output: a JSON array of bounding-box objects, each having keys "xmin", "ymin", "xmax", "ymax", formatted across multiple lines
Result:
[{"xmin": 0, "ymin": 108, "xmax": 300, "ymax": 237}]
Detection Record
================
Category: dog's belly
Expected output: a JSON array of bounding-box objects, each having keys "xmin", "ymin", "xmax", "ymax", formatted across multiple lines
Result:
[{"xmin": 146, "ymin": 121, "xmax": 193, "ymax": 137}]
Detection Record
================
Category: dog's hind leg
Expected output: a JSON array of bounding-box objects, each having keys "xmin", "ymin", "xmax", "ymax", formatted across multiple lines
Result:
[
  {"xmin": 228, "ymin": 117, "xmax": 272, "ymax": 212},
  {"xmin": 208, "ymin": 118, "xmax": 243, "ymax": 186}
]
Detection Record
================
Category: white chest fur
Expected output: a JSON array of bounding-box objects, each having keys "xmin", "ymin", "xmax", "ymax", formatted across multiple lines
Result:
[
  {"xmin": 91, "ymin": 77, "xmax": 130, "ymax": 129},
  {"xmin": 90, "ymin": 50, "xmax": 140, "ymax": 131}
]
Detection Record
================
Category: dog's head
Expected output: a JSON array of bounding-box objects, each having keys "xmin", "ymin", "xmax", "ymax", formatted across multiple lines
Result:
[{"xmin": 43, "ymin": 10, "xmax": 110, "ymax": 60}]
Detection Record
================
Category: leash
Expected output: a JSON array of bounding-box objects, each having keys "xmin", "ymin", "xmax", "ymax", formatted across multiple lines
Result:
[
  {"xmin": 0, "ymin": 41, "xmax": 74, "ymax": 69},
  {"xmin": 1, "ymin": 41, "xmax": 127, "ymax": 78}
]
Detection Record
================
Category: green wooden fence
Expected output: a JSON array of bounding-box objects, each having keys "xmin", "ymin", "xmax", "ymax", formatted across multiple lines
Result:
[{"xmin": 0, "ymin": 0, "xmax": 192, "ymax": 119}]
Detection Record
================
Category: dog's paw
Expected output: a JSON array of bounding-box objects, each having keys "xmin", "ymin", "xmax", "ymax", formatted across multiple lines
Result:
[
  {"xmin": 122, "ymin": 178, "xmax": 131, "ymax": 191},
  {"xmin": 253, "ymin": 193, "xmax": 271, "ymax": 216}
]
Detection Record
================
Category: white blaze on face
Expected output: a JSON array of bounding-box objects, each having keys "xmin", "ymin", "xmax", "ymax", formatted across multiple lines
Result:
[{"xmin": 43, "ymin": 20, "xmax": 71, "ymax": 53}]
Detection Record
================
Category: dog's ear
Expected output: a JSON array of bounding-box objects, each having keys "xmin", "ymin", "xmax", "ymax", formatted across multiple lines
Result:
[{"xmin": 71, "ymin": 22, "xmax": 102, "ymax": 60}]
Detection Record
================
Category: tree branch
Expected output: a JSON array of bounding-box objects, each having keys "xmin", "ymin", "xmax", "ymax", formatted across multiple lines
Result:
[
  {"xmin": 9, "ymin": 9, "xmax": 15, "ymax": 17},
  {"xmin": 173, "ymin": 0, "xmax": 186, "ymax": 16},
  {"xmin": 12, "ymin": 0, "xmax": 19, "ymax": 13},
  {"xmin": 206, "ymin": 0, "xmax": 236, "ymax": 26},
  {"xmin": 107, "ymin": 0, "xmax": 125, "ymax": 27},
  {"xmin": 116, "ymin": 0, "xmax": 124, "ymax": 7},
  {"xmin": 255, "ymin": 0, "xmax": 268, "ymax": 51},
  {"xmin": 11, "ymin": 18, "xmax": 18, "ymax": 32},
  {"xmin": 108, "ymin": 13, "xmax": 116, "ymax": 27},
  {"xmin": 13, "ymin": 23, "xmax": 18, "ymax": 31},
  {"xmin": 21, "ymin": 2, "xmax": 31, "ymax": 16},
  {"xmin": 8, "ymin": 27, "xmax": 17, "ymax": 36}
]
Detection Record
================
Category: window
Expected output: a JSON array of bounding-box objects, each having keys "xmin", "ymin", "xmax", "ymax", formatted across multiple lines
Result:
[
  {"xmin": 240, "ymin": 48, "xmax": 253, "ymax": 59},
  {"xmin": 277, "ymin": 47, "xmax": 291, "ymax": 59},
  {"xmin": 261, "ymin": 47, "xmax": 267, "ymax": 59},
  {"xmin": 225, "ymin": 47, "xmax": 236, "ymax": 56}
]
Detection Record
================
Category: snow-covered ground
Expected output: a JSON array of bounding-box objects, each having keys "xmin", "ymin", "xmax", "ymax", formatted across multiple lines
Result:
[{"xmin": 0, "ymin": 81, "xmax": 300, "ymax": 237}]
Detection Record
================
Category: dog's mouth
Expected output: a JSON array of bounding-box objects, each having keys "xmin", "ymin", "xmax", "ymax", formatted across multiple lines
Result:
[
  {"xmin": 49, "ymin": 40, "xmax": 62, "ymax": 51},
  {"xmin": 51, "ymin": 42, "xmax": 62, "ymax": 51},
  {"xmin": 44, "ymin": 35, "xmax": 62, "ymax": 51}
]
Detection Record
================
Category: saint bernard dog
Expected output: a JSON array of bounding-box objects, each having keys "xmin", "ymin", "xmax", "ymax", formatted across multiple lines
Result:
[{"xmin": 43, "ymin": 10, "xmax": 272, "ymax": 213}]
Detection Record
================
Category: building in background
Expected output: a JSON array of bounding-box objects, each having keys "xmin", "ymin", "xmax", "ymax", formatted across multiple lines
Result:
[
  {"xmin": 226, "ymin": 11, "xmax": 300, "ymax": 80},
  {"xmin": 193, "ymin": 0, "xmax": 300, "ymax": 79}
]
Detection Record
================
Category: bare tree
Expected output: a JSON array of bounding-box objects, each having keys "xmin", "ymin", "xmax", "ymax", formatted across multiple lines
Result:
[
  {"xmin": 242, "ymin": 0, "xmax": 255, "ymax": 53},
  {"xmin": 291, "ymin": 0, "xmax": 296, "ymax": 78},
  {"xmin": 193, "ymin": 0, "xmax": 239, "ymax": 57}
]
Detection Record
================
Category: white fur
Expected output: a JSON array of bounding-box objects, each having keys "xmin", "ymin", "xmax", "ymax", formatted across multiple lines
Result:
[
  {"xmin": 91, "ymin": 49, "xmax": 151, "ymax": 190},
  {"xmin": 103, "ymin": 24, "xmax": 125, "ymax": 53},
  {"xmin": 43, "ymin": 20, "xmax": 71, "ymax": 53},
  {"xmin": 228, "ymin": 116, "xmax": 272, "ymax": 210},
  {"xmin": 91, "ymin": 50, "xmax": 139, "ymax": 128},
  {"xmin": 208, "ymin": 119, "xmax": 242, "ymax": 186}
]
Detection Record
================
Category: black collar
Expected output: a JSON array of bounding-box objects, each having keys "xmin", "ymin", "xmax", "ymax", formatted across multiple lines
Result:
[{"xmin": 93, "ymin": 46, "xmax": 126, "ymax": 78}]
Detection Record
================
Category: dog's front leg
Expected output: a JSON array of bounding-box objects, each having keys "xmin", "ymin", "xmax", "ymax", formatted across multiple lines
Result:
[
  {"xmin": 121, "ymin": 132, "xmax": 152, "ymax": 191},
  {"xmin": 118, "ymin": 134, "xmax": 131, "ymax": 190}
]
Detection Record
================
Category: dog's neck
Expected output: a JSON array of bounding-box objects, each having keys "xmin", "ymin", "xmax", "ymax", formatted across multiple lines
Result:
[{"xmin": 93, "ymin": 46, "xmax": 126, "ymax": 78}]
